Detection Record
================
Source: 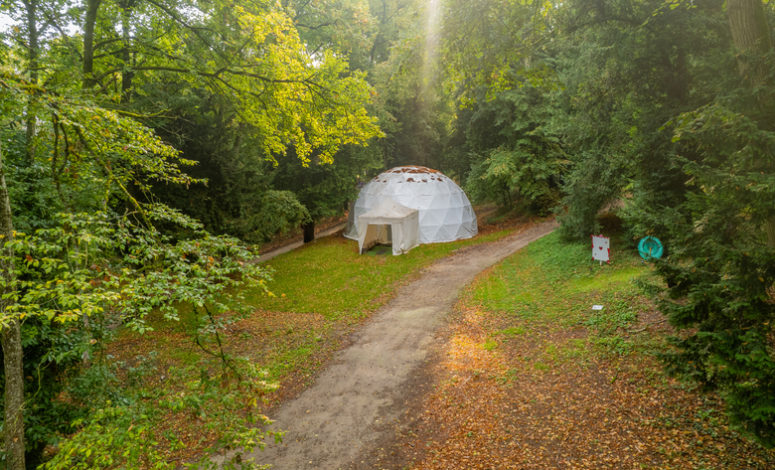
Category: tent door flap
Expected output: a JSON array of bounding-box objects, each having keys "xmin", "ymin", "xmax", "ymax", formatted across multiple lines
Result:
[{"xmin": 360, "ymin": 223, "xmax": 392, "ymax": 254}]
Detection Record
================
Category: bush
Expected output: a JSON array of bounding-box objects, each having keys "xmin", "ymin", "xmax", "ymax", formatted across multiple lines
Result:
[
  {"xmin": 466, "ymin": 135, "xmax": 566, "ymax": 215},
  {"xmin": 557, "ymin": 150, "xmax": 629, "ymax": 241},
  {"xmin": 650, "ymin": 104, "xmax": 775, "ymax": 446},
  {"xmin": 227, "ymin": 190, "xmax": 311, "ymax": 244}
]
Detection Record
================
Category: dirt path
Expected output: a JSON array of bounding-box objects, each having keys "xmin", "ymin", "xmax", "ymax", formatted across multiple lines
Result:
[{"xmin": 246, "ymin": 220, "xmax": 557, "ymax": 469}]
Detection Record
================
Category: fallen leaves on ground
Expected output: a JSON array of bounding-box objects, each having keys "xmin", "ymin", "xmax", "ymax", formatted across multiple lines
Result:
[{"xmin": 369, "ymin": 300, "xmax": 775, "ymax": 469}]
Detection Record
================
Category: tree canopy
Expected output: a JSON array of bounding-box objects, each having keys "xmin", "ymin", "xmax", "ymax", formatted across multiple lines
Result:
[{"xmin": 2, "ymin": 0, "xmax": 775, "ymax": 467}]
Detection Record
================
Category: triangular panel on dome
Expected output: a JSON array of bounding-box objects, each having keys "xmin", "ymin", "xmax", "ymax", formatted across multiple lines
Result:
[{"xmin": 433, "ymin": 225, "xmax": 454, "ymax": 242}]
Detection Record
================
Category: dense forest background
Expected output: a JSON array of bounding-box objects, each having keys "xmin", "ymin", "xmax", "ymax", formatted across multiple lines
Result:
[{"xmin": 1, "ymin": 0, "xmax": 775, "ymax": 468}]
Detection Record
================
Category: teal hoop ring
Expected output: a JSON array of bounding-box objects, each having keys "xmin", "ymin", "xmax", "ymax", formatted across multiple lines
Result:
[{"xmin": 638, "ymin": 236, "xmax": 663, "ymax": 261}]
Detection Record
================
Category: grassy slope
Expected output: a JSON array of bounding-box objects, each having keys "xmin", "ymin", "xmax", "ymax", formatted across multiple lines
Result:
[
  {"xmin": 370, "ymin": 232, "xmax": 775, "ymax": 469},
  {"xmin": 471, "ymin": 232, "xmax": 656, "ymax": 355}
]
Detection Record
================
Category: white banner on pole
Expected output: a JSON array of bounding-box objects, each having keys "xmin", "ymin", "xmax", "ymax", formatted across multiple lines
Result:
[{"xmin": 591, "ymin": 234, "xmax": 610, "ymax": 265}]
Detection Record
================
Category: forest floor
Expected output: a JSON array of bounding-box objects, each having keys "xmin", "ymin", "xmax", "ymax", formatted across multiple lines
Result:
[{"xmin": 357, "ymin": 232, "xmax": 775, "ymax": 470}]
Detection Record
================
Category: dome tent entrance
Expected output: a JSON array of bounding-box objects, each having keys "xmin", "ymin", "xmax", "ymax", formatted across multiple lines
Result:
[
  {"xmin": 345, "ymin": 166, "xmax": 477, "ymax": 254},
  {"xmin": 357, "ymin": 199, "xmax": 419, "ymax": 255}
]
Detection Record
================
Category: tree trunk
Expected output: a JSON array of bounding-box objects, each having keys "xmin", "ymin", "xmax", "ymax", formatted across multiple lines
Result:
[
  {"xmin": 0, "ymin": 139, "xmax": 24, "ymax": 469},
  {"xmin": 727, "ymin": 0, "xmax": 775, "ymax": 246},
  {"xmin": 727, "ymin": 0, "xmax": 772, "ymax": 85},
  {"xmin": 303, "ymin": 221, "xmax": 315, "ymax": 243},
  {"xmin": 24, "ymin": 0, "xmax": 39, "ymax": 166},
  {"xmin": 120, "ymin": 0, "xmax": 134, "ymax": 103},
  {"xmin": 83, "ymin": 0, "xmax": 102, "ymax": 89}
]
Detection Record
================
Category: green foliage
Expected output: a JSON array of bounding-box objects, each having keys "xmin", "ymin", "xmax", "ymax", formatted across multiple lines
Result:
[
  {"xmin": 550, "ymin": 0, "xmax": 731, "ymax": 241},
  {"xmin": 13, "ymin": 318, "xmax": 91, "ymax": 467},
  {"xmin": 227, "ymin": 190, "xmax": 311, "ymax": 244},
  {"xmin": 0, "ymin": 66, "xmax": 278, "ymax": 465},
  {"xmin": 466, "ymin": 139, "xmax": 566, "ymax": 213},
  {"xmin": 536, "ymin": 0, "xmax": 775, "ymax": 444},
  {"xmin": 441, "ymin": 0, "xmax": 551, "ymax": 107},
  {"xmin": 647, "ymin": 104, "xmax": 775, "ymax": 445},
  {"xmin": 115, "ymin": 0, "xmax": 384, "ymax": 240},
  {"xmin": 557, "ymin": 149, "xmax": 631, "ymax": 240},
  {"xmin": 0, "ymin": 212, "xmax": 121, "ymax": 329},
  {"xmin": 360, "ymin": 0, "xmax": 479, "ymax": 175},
  {"xmin": 73, "ymin": 0, "xmax": 382, "ymax": 164},
  {"xmin": 0, "ymin": 204, "xmax": 273, "ymax": 463},
  {"xmin": 41, "ymin": 215, "xmax": 512, "ymax": 468},
  {"xmin": 43, "ymin": 362, "xmax": 278, "ymax": 470},
  {"xmin": 440, "ymin": 4, "xmax": 566, "ymax": 213},
  {"xmin": 43, "ymin": 404, "xmax": 170, "ymax": 470},
  {"xmin": 122, "ymin": 210, "xmax": 270, "ymax": 318},
  {"xmin": 0, "ymin": 212, "xmax": 123, "ymax": 464},
  {"xmin": 270, "ymin": 144, "xmax": 382, "ymax": 226}
]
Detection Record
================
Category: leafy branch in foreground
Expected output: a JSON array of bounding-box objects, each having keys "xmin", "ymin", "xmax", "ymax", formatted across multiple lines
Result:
[
  {"xmin": 7, "ymin": 207, "xmax": 280, "ymax": 469},
  {"xmin": 1, "ymin": 73, "xmax": 277, "ymax": 467}
]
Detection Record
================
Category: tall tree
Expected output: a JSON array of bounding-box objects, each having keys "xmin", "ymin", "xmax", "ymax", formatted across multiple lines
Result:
[
  {"xmin": 75, "ymin": 0, "xmax": 380, "ymax": 163},
  {"xmin": 727, "ymin": 0, "xmax": 772, "ymax": 85},
  {"xmin": 612, "ymin": 0, "xmax": 775, "ymax": 445},
  {"xmin": 0, "ymin": 138, "xmax": 24, "ymax": 470},
  {"xmin": 727, "ymin": 0, "xmax": 775, "ymax": 245}
]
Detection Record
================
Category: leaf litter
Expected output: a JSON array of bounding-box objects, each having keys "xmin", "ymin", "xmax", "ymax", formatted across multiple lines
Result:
[{"xmin": 363, "ymin": 267, "xmax": 775, "ymax": 470}]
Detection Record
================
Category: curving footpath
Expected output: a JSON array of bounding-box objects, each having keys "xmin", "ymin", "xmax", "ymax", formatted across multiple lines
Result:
[{"xmin": 242, "ymin": 220, "xmax": 558, "ymax": 469}]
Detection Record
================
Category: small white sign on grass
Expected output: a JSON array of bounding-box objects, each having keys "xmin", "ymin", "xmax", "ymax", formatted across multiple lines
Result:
[{"xmin": 591, "ymin": 234, "xmax": 610, "ymax": 265}]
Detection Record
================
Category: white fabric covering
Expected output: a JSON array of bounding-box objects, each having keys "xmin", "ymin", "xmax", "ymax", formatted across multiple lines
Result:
[
  {"xmin": 357, "ymin": 199, "xmax": 419, "ymax": 256},
  {"xmin": 345, "ymin": 166, "xmax": 478, "ymax": 251}
]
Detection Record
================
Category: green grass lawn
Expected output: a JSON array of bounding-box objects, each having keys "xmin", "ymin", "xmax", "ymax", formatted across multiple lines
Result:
[
  {"xmin": 250, "ymin": 229, "xmax": 516, "ymax": 319},
  {"xmin": 471, "ymin": 231, "xmax": 651, "ymax": 335}
]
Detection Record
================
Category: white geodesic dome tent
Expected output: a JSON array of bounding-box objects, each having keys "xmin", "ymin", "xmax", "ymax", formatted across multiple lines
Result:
[{"xmin": 344, "ymin": 166, "xmax": 478, "ymax": 253}]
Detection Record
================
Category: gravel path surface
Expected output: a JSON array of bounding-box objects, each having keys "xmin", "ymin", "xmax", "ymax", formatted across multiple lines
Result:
[{"xmin": 247, "ymin": 220, "xmax": 558, "ymax": 469}]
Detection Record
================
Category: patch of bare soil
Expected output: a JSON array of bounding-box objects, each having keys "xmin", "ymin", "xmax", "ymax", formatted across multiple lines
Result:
[{"xmin": 364, "ymin": 299, "xmax": 775, "ymax": 469}]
